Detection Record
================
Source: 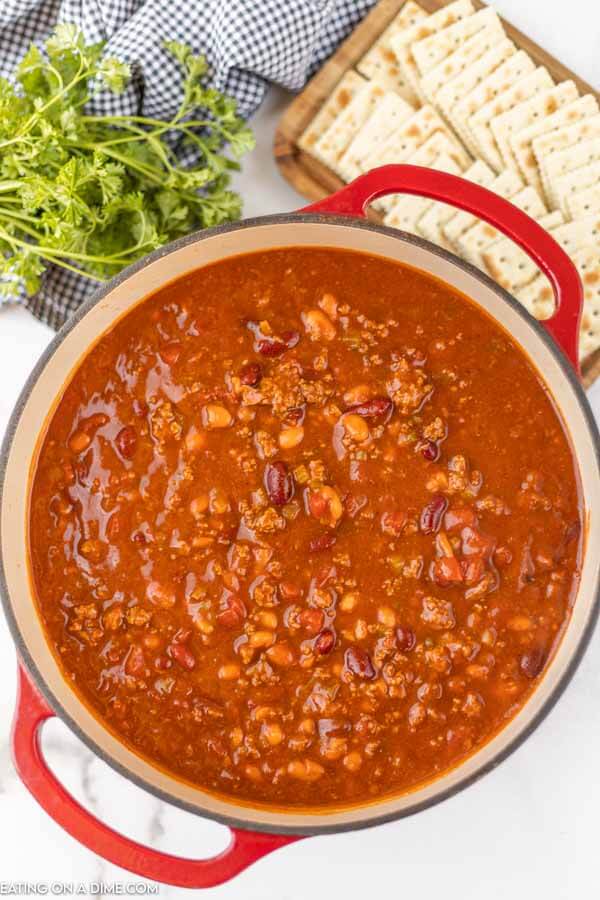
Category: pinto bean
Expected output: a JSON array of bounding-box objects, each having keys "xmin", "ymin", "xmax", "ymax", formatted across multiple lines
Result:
[
  {"xmin": 343, "ymin": 414, "xmax": 369, "ymax": 443},
  {"xmin": 266, "ymin": 641, "xmax": 295, "ymax": 666},
  {"xmin": 202, "ymin": 403, "xmax": 233, "ymax": 429},
  {"xmin": 307, "ymin": 486, "xmax": 343, "ymax": 527},
  {"xmin": 249, "ymin": 630, "xmax": 275, "ymax": 649},
  {"xmin": 69, "ymin": 431, "xmax": 91, "ymax": 454},
  {"xmin": 339, "ymin": 592, "xmax": 359, "ymax": 612},
  {"xmin": 218, "ymin": 664, "xmax": 241, "ymax": 680},
  {"xmin": 343, "ymin": 751, "xmax": 362, "ymax": 772},
  {"xmin": 279, "ymin": 426, "xmax": 304, "ymax": 449},
  {"xmin": 287, "ymin": 759, "xmax": 325, "ymax": 782},
  {"xmin": 261, "ymin": 722, "xmax": 285, "ymax": 745},
  {"xmin": 377, "ymin": 607, "xmax": 396, "ymax": 627},
  {"xmin": 302, "ymin": 309, "xmax": 336, "ymax": 341}
]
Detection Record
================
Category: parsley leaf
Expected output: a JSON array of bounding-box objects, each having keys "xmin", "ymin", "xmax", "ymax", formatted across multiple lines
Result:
[{"xmin": 0, "ymin": 25, "xmax": 255, "ymax": 296}]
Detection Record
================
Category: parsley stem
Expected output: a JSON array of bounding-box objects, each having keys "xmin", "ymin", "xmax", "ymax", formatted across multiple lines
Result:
[
  {"xmin": 70, "ymin": 143, "xmax": 165, "ymax": 184},
  {"xmin": 0, "ymin": 181, "xmax": 25, "ymax": 194},
  {"xmin": 0, "ymin": 224, "xmax": 152, "ymax": 265},
  {"xmin": 80, "ymin": 114, "xmax": 215, "ymax": 130},
  {"xmin": 0, "ymin": 226, "xmax": 103, "ymax": 280},
  {"xmin": 0, "ymin": 208, "xmax": 42, "ymax": 224}
]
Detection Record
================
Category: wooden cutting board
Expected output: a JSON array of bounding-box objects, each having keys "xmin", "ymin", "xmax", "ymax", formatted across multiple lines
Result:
[{"xmin": 274, "ymin": 0, "xmax": 600, "ymax": 388}]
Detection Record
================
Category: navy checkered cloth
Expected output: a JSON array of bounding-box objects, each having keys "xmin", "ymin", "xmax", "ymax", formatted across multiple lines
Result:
[{"xmin": 0, "ymin": 0, "xmax": 375, "ymax": 329}]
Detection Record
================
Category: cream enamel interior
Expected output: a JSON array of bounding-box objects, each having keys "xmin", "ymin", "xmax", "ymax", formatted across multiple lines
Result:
[{"xmin": 2, "ymin": 219, "xmax": 599, "ymax": 832}]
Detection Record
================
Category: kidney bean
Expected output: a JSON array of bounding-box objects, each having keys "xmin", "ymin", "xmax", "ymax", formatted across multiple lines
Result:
[
  {"xmin": 154, "ymin": 654, "xmax": 172, "ymax": 671},
  {"xmin": 239, "ymin": 362, "xmax": 262, "ymax": 386},
  {"xmin": 520, "ymin": 647, "xmax": 546, "ymax": 679},
  {"xmin": 252, "ymin": 326, "xmax": 300, "ymax": 357},
  {"xmin": 264, "ymin": 461, "xmax": 294, "ymax": 506},
  {"xmin": 280, "ymin": 581, "xmax": 302, "ymax": 600},
  {"xmin": 284, "ymin": 404, "xmax": 306, "ymax": 426},
  {"xmin": 115, "ymin": 425, "xmax": 137, "ymax": 460},
  {"xmin": 396, "ymin": 626, "xmax": 416, "ymax": 652},
  {"xmin": 159, "ymin": 341, "xmax": 182, "ymax": 365},
  {"xmin": 309, "ymin": 532, "xmax": 337, "ymax": 553},
  {"xmin": 315, "ymin": 629, "xmax": 335, "ymax": 655},
  {"xmin": 169, "ymin": 642, "xmax": 196, "ymax": 671},
  {"xmin": 420, "ymin": 440, "xmax": 439, "ymax": 461},
  {"xmin": 217, "ymin": 594, "xmax": 246, "ymax": 628},
  {"xmin": 344, "ymin": 646, "xmax": 376, "ymax": 679},
  {"xmin": 346, "ymin": 397, "xmax": 393, "ymax": 421},
  {"xmin": 420, "ymin": 494, "xmax": 448, "ymax": 534},
  {"xmin": 299, "ymin": 608, "xmax": 324, "ymax": 635},
  {"xmin": 281, "ymin": 330, "xmax": 300, "ymax": 349},
  {"xmin": 256, "ymin": 338, "xmax": 285, "ymax": 357}
]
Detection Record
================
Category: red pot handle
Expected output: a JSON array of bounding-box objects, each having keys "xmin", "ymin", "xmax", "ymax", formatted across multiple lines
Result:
[
  {"xmin": 12, "ymin": 665, "xmax": 301, "ymax": 888},
  {"xmin": 302, "ymin": 165, "xmax": 583, "ymax": 373}
]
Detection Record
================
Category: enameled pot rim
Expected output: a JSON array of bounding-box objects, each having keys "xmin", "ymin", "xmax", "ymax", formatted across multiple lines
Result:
[{"xmin": 2, "ymin": 212, "xmax": 599, "ymax": 836}]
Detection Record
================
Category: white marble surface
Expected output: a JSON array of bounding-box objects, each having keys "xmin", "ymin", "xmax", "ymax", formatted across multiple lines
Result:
[{"xmin": 1, "ymin": 3, "xmax": 600, "ymax": 896}]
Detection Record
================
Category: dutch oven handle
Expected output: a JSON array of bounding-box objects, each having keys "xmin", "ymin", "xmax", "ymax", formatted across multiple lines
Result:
[
  {"xmin": 303, "ymin": 165, "xmax": 583, "ymax": 374},
  {"xmin": 12, "ymin": 665, "xmax": 302, "ymax": 888}
]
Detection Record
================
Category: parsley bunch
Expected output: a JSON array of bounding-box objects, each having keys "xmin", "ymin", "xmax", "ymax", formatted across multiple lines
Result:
[{"xmin": 0, "ymin": 24, "xmax": 255, "ymax": 296}]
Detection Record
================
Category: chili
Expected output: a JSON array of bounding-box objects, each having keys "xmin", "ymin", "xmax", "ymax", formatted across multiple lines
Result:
[{"xmin": 29, "ymin": 247, "xmax": 582, "ymax": 808}]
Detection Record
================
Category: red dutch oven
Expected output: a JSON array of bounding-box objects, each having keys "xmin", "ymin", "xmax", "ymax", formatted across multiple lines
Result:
[{"xmin": 2, "ymin": 166, "xmax": 599, "ymax": 888}]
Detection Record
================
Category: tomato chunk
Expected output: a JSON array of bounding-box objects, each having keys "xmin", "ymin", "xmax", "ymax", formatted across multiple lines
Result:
[
  {"xmin": 431, "ymin": 556, "xmax": 464, "ymax": 586},
  {"xmin": 461, "ymin": 526, "xmax": 495, "ymax": 560}
]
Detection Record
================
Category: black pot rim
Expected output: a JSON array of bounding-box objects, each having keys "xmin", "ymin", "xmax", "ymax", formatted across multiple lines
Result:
[{"xmin": 1, "ymin": 211, "xmax": 599, "ymax": 837}]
